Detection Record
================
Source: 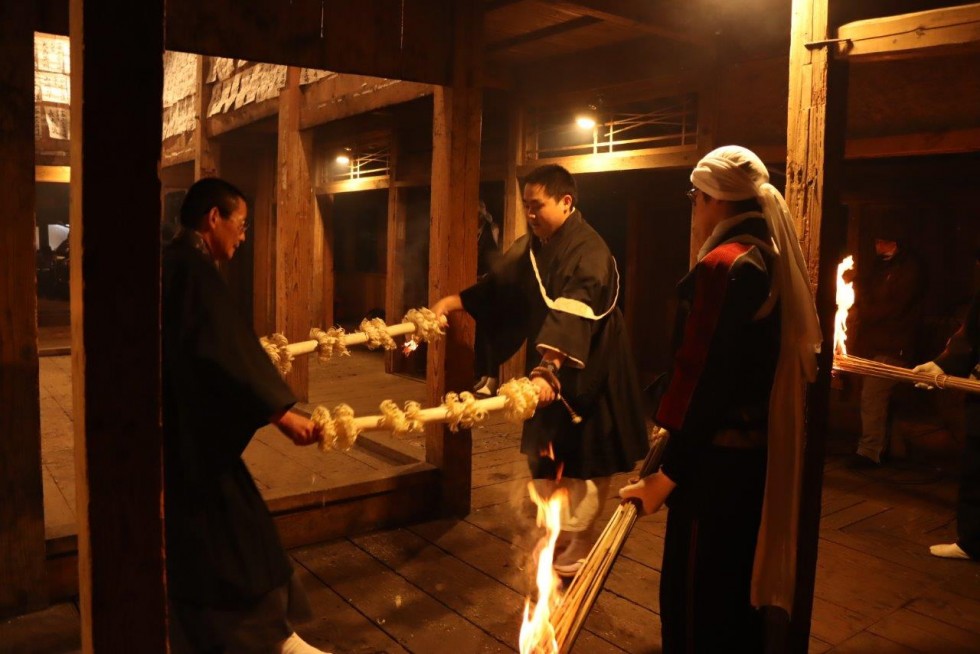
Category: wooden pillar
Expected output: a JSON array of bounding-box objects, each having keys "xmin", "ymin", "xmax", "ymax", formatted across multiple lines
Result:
[
  {"xmin": 194, "ymin": 55, "xmax": 219, "ymax": 180},
  {"xmin": 276, "ymin": 66, "xmax": 317, "ymax": 401},
  {"xmin": 319, "ymin": 194, "xmax": 335, "ymax": 329},
  {"xmin": 0, "ymin": 1, "xmax": 47, "ymax": 618},
  {"xmin": 783, "ymin": 0, "xmax": 849, "ymax": 650},
  {"xmin": 252, "ymin": 149, "xmax": 277, "ymax": 336},
  {"xmin": 498, "ymin": 102, "xmax": 527, "ymax": 383},
  {"xmin": 70, "ymin": 0, "xmax": 167, "ymax": 650},
  {"xmin": 385, "ymin": 135, "xmax": 408, "ymax": 374},
  {"xmin": 427, "ymin": 0, "xmax": 483, "ymax": 516},
  {"xmin": 691, "ymin": 66, "xmax": 720, "ymax": 265}
]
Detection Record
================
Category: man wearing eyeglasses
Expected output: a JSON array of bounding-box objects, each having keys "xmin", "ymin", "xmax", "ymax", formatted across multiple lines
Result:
[
  {"xmin": 163, "ymin": 178, "xmax": 329, "ymax": 654},
  {"xmin": 621, "ymin": 146, "xmax": 821, "ymax": 652}
]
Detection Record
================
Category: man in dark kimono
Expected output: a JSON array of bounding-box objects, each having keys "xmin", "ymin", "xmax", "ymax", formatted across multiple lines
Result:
[
  {"xmin": 432, "ymin": 164, "xmax": 647, "ymax": 576},
  {"xmin": 913, "ymin": 282, "xmax": 980, "ymax": 561},
  {"xmin": 621, "ymin": 146, "xmax": 821, "ymax": 652},
  {"xmin": 163, "ymin": 178, "xmax": 328, "ymax": 654}
]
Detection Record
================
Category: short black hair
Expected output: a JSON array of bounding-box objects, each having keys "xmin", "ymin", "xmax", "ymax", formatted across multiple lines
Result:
[
  {"xmin": 523, "ymin": 164, "xmax": 577, "ymax": 207},
  {"xmin": 179, "ymin": 177, "xmax": 246, "ymax": 229}
]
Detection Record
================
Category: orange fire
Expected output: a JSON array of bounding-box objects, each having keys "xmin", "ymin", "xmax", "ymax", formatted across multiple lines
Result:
[
  {"xmin": 402, "ymin": 337, "xmax": 418, "ymax": 357},
  {"xmin": 834, "ymin": 255, "xmax": 855, "ymax": 355},
  {"xmin": 519, "ymin": 482, "xmax": 567, "ymax": 654}
]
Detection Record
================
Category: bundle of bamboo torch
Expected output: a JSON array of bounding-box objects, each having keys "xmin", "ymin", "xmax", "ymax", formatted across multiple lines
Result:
[
  {"xmin": 551, "ymin": 428, "xmax": 670, "ymax": 652},
  {"xmin": 833, "ymin": 354, "xmax": 980, "ymax": 395}
]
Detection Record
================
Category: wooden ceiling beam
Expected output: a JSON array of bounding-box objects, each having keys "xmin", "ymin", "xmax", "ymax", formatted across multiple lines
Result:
[
  {"xmin": 165, "ymin": 0, "xmax": 454, "ymax": 86},
  {"xmin": 534, "ymin": 0, "xmax": 705, "ymax": 46},
  {"xmin": 835, "ymin": 2, "xmax": 980, "ymax": 62},
  {"xmin": 486, "ymin": 15, "xmax": 601, "ymax": 53},
  {"xmin": 300, "ymin": 78, "xmax": 433, "ymax": 130}
]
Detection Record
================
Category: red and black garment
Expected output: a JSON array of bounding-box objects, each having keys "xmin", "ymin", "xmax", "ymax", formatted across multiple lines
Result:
[{"xmin": 656, "ymin": 214, "xmax": 780, "ymax": 488}]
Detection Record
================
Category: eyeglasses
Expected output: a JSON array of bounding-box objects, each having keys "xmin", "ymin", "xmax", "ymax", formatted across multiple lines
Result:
[
  {"xmin": 231, "ymin": 218, "xmax": 249, "ymax": 235},
  {"xmin": 686, "ymin": 188, "xmax": 699, "ymax": 204}
]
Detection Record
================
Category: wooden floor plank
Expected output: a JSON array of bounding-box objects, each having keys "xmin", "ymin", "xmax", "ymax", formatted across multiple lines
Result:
[
  {"xmin": 819, "ymin": 500, "xmax": 891, "ymax": 531},
  {"xmin": 814, "ymin": 539, "xmax": 936, "ymax": 621},
  {"xmin": 293, "ymin": 539, "xmax": 511, "ymax": 653},
  {"xmin": 290, "ymin": 564, "xmax": 409, "ymax": 654},
  {"xmin": 826, "ymin": 630, "xmax": 919, "ymax": 653},
  {"xmin": 352, "ymin": 527, "xmax": 523, "ymax": 648},
  {"xmin": 906, "ymin": 587, "xmax": 980, "ymax": 636},
  {"xmin": 868, "ymin": 607, "xmax": 980, "ymax": 652},
  {"xmin": 809, "ymin": 596, "xmax": 876, "ymax": 646}
]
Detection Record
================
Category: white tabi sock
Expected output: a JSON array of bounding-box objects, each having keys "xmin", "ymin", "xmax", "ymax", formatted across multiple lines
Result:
[
  {"xmin": 279, "ymin": 632, "xmax": 331, "ymax": 654},
  {"xmin": 929, "ymin": 542, "xmax": 971, "ymax": 560}
]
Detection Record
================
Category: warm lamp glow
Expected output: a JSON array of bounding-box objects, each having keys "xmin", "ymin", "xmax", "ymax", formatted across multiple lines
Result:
[
  {"xmin": 575, "ymin": 115, "xmax": 596, "ymax": 129},
  {"xmin": 335, "ymin": 153, "xmax": 351, "ymax": 166}
]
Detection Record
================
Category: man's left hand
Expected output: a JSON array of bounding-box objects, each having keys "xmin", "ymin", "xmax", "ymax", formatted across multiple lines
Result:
[
  {"xmin": 532, "ymin": 376, "xmax": 556, "ymax": 406},
  {"xmin": 273, "ymin": 410, "xmax": 320, "ymax": 446}
]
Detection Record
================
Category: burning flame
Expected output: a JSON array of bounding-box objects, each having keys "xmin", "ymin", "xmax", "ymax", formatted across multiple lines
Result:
[
  {"xmin": 835, "ymin": 255, "xmax": 855, "ymax": 356},
  {"xmin": 402, "ymin": 337, "xmax": 418, "ymax": 357},
  {"xmin": 520, "ymin": 483, "xmax": 567, "ymax": 654}
]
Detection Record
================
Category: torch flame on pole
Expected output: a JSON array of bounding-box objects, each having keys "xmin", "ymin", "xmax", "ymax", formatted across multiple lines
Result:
[
  {"xmin": 835, "ymin": 255, "xmax": 855, "ymax": 356},
  {"xmin": 520, "ymin": 483, "xmax": 567, "ymax": 654}
]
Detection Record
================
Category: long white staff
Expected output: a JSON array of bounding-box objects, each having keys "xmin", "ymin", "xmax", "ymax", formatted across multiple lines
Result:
[
  {"xmin": 311, "ymin": 377, "xmax": 539, "ymax": 452},
  {"xmin": 261, "ymin": 308, "xmax": 445, "ymax": 375}
]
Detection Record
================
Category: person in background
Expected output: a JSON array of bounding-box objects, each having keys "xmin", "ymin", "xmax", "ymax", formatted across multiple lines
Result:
[
  {"xmin": 847, "ymin": 222, "xmax": 926, "ymax": 468},
  {"xmin": 473, "ymin": 199, "xmax": 502, "ymax": 397}
]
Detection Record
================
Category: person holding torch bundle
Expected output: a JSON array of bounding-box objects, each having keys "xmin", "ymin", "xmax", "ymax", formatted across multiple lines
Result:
[
  {"xmin": 620, "ymin": 146, "xmax": 821, "ymax": 652},
  {"xmin": 431, "ymin": 164, "xmax": 648, "ymax": 578}
]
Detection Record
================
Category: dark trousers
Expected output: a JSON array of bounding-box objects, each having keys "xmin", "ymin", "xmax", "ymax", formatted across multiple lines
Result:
[
  {"xmin": 660, "ymin": 446, "xmax": 767, "ymax": 654},
  {"xmin": 958, "ymin": 405, "xmax": 980, "ymax": 558},
  {"xmin": 169, "ymin": 572, "xmax": 311, "ymax": 654}
]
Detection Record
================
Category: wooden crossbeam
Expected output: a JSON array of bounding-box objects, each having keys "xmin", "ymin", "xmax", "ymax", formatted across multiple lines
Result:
[
  {"xmin": 300, "ymin": 78, "xmax": 433, "ymax": 131},
  {"xmin": 486, "ymin": 15, "xmax": 600, "ymax": 53},
  {"xmin": 836, "ymin": 2, "xmax": 980, "ymax": 61},
  {"xmin": 536, "ymin": 0, "xmax": 705, "ymax": 45}
]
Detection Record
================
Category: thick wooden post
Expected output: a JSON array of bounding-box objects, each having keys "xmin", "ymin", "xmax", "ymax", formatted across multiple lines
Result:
[
  {"xmin": 319, "ymin": 194, "xmax": 335, "ymax": 330},
  {"xmin": 427, "ymin": 0, "xmax": 483, "ymax": 516},
  {"xmin": 252, "ymin": 149, "xmax": 277, "ymax": 335},
  {"xmin": 70, "ymin": 0, "xmax": 167, "ymax": 650},
  {"xmin": 0, "ymin": 1, "xmax": 47, "ymax": 618},
  {"xmin": 276, "ymin": 66, "xmax": 317, "ymax": 401},
  {"xmin": 194, "ymin": 55, "xmax": 220, "ymax": 180},
  {"xmin": 385, "ymin": 135, "xmax": 408, "ymax": 374},
  {"xmin": 784, "ymin": 0, "xmax": 848, "ymax": 650},
  {"xmin": 498, "ymin": 102, "xmax": 527, "ymax": 384}
]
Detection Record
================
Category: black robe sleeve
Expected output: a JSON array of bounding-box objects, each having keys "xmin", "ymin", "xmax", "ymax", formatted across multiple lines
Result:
[
  {"xmin": 460, "ymin": 237, "xmax": 532, "ymax": 371},
  {"xmin": 533, "ymin": 241, "xmax": 617, "ymax": 369},
  {"xmin": 165, "ymin": 248, "xmax": 296, "ymax": 468},
  {"xmin": 935, "ymin": 292, "xmax": 980, "ymax": 377}
]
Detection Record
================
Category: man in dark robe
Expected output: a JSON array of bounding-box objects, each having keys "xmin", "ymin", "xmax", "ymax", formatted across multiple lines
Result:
[
  {"xmin": 432, "ymin": 164, "xmax": 647, "ymax": 576},
  {"xmin": 163, "ymin": 178, "xmax": 328, "ymax": 654}
]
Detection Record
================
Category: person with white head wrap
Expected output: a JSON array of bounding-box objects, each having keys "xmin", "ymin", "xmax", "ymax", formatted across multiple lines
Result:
[{"xmin": 621, "ymin": 145, "xmax": 821, "ymax": 651}]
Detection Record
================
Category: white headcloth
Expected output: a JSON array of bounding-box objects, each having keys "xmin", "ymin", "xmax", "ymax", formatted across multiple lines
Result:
[{"xmin": 692, "ymin": 145, "xmax": 822, "ymax": 615}]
